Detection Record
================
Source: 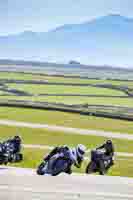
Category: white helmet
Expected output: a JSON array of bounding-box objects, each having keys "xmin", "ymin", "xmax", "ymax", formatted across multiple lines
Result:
[{"xmin": 76, "ymin": 144, "xmax": 86, "ymax": 158}]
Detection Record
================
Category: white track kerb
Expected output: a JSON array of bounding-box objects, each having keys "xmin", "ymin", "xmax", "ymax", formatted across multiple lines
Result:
[{"xmin": 0, "ymin": 166, "xmax": 133, "ymax": 200}]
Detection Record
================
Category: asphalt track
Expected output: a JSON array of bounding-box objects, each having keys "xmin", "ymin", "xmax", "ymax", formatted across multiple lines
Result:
[
  {"xmin": 0, "ymin": 166, "xmax": 133, "ymax": 200},
  {"xmin": 0, "ymin": 119, "xmax": 133, "ymax": 140}
]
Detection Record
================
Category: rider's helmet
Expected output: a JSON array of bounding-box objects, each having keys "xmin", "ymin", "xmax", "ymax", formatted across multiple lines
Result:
[
  {"xmin": 76, "ymin": 144, "xmax": 86, "ymax": 158},
  {"xmin": 106, "ymin": 139, "xmax": 113, "ymax": 145},
  {"xmin": 13, "ymin": 135, "xmax": 21, "ymax": 143}
]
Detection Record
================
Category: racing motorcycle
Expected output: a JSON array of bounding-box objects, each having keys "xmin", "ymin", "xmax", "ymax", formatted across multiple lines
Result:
[
  {"xmin": 85, "ymin": 149, "xmax": 113, "ymax": 175},
  {"xmin": 0, "ymin": 143, "xmax": 9, "ymax": 165},
  {"xmin": 1, "ymin": 142, "xmax": 23, "ymax": 164},
  {"xmin": 37, "ymin": 152, "xmax": 72, "ymax": 176}
]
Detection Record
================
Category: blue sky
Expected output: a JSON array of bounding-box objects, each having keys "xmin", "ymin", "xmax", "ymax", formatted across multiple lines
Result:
[{"xmin": 4, "ymin": 0, "xmax": 133, "ymax": 35}]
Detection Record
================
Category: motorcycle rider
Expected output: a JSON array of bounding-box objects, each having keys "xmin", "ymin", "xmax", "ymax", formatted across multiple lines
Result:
[
  {"xmin": 44, "ymin": 144, "xmax": 86, "ymax": 174},
  {"xmin": 0, "ymin": 142, "xmax": 9, "ymax": 165},
  {"xmin": 96, "ymin": 139, "xmax": 114, "ymax": 167},
  {"xmin": 3, "ymin": 135, "xmax": 22, "ymax": 154}
]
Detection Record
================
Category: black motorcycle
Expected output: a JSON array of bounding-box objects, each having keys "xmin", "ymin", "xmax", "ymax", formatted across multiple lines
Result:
[
  {"xmin": 2, "ymin": 142, "xmax": 23, "ymax": 163},
  {"xmin": 86, "ymin": 149, "xmax": 113, "ymax": 175},
  {"xmin": 0, "ymin": 143, "xmax": 9, "ymax": 165},
  {"xmin": 37, "ymin": 153, "xmax": 72, "ymax": 176}
]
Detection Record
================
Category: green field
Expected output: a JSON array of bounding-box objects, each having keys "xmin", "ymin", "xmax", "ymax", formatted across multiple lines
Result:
[
  {"xmin": 0, "ymin": 125, "xmax": 132, "ymax": 153},
  {"xmin": 7, "ymin": 148, "xmax": 133, "ymax": 178},
  {"xmin": 0, "ymin": 107, "xmax": 133, "ymax": 134},
  {"xmin": 1, "ymin": 124, "xmax": 133, "ymax": 177},
  {"xmin": 8, "ymin": 83, "xmax": 126, "ymax": 96},
  {"xmin": 0, "ymin": 72, "xmax": 133, "ymax": 87},
  {"xmin": 1, "ymin": 96, "xmax": 133, "ymax": 107},
  {"xmin": 1, "ymin": 72, "xmax": 133, "ymax": 108},
  {"xmin": 0, "ymin": 71, "xmax": 133, "ymax": 177}
]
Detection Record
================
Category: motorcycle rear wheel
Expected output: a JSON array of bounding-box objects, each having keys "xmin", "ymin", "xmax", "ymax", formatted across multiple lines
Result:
[
  {"xmin": 86, "ymin": 161, "xmax": 97, "ymax": 174},
  {"xmin": 99, "ymin": 160, "xmax": 106, "ymax": 175}
]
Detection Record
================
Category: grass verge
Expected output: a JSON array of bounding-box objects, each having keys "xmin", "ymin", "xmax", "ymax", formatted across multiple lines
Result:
[
  {"xmin": 8, "ymin": 83, "xmax": 126, "ymax": 96},
  {"xmin": 8, "ymin": 148, "xmax": 133, "ymax": 178},
  {"xmin": 0, "ymin": 125, "xmax": 133, "ymax": 153},
  {"xmin": 0, "ymin": 72, "xmax": 133, "ymax": 87},
  {"xmin": 0, "ymin": 107, "xmax": 133, "ymax": 134}
]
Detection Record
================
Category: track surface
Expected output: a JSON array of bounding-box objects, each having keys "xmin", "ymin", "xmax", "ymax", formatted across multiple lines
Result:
[
  {"xmin": 0, "ymin": 166, "xmax": 133, "ymax": 200},
  {"xmin": 0, "ymin": 119, "xmax": 133, "ymax": 140}
]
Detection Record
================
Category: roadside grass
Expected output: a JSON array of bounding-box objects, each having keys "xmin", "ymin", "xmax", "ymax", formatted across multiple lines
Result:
[
  {"xmin": 0, "ymin": 91, "xmax": 4, "ymax": 95},
  {"xmin": 7, "ymin": 83, "xmax": 126, "ymax": 96},
  {"xmin": 0, "ymin": 72, "xmax": 42, "ymax": 81},
  {"xmin": 108, "ymin": 157, "xmax": 133, "ymax": 178},
  {"xmin": 8, "ymin": 148, "xmax": 133, "ymax": 178},
  {"xmin": 0, "ymin": 96, "xmax": 133, "ymax": 107},
  {"xmin": 10, "ymin": 148, "xmax": 46, "ymax": 169},
  {"xmin": 0, "ymin": 107, "xmax": 133, "ymax": 134},
  {"xmin": 0, "ymin": 125, "xmax": 133, "ymax": 153},
  {"xmin": 0, "ymin": 72, "xmax": 133, "ymax": 87},
  {"xmin": 75, "ymin": 155, "xmax": 133, "ymax": 178}
]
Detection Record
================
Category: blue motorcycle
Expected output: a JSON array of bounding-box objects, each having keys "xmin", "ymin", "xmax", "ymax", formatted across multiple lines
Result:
[{"xmin": 37, "ymin": 153, "xmax": 72, "ymax": 176}]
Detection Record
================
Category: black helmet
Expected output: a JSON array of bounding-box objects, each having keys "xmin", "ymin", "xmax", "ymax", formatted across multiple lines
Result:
[
  {"xmin": 13, "ymin": 135, "xmax": 21, "ymax": 142},
  {"xmin": 106, "ymin": 139, "xmax": 112, "ymax": 145}
]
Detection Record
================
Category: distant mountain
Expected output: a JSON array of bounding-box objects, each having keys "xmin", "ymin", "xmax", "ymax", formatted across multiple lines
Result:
[{"xmin": 1, "ymin": 14, "xmax": 133, "ymax": 68}]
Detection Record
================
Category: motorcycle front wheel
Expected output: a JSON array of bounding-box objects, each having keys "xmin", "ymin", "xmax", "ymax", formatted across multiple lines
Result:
[{"xmin": 36, "ymin": 162, "xmax": 46, "ymax": 175}]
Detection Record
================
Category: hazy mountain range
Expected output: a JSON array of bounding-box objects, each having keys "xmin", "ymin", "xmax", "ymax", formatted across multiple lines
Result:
[{"xmin": 1, "ymin": 14, "xmax": 133, "ymax": 68}]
